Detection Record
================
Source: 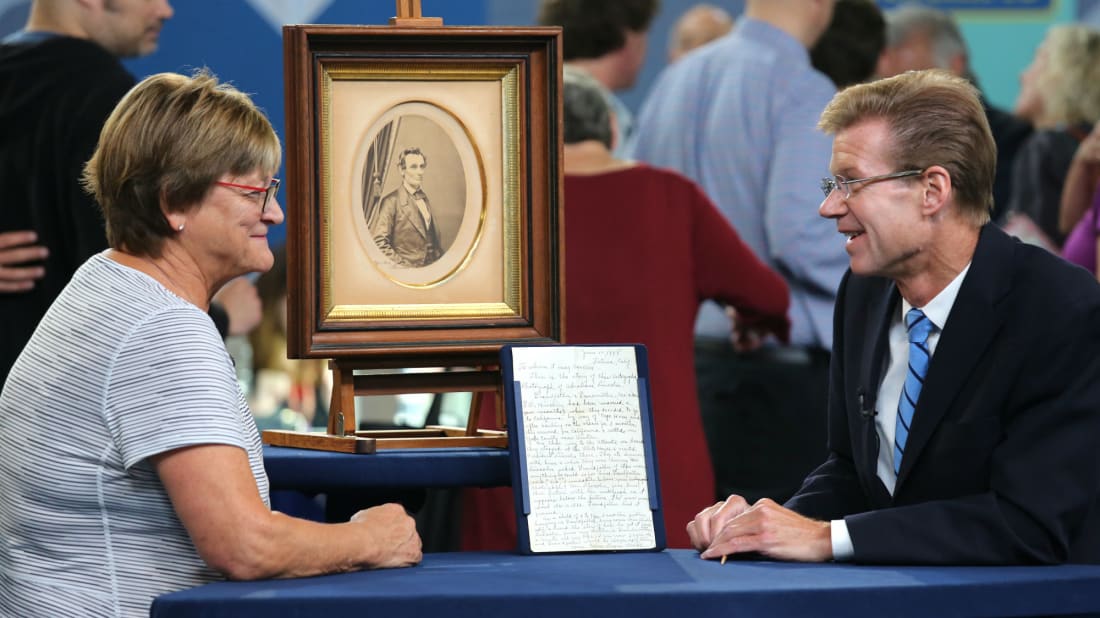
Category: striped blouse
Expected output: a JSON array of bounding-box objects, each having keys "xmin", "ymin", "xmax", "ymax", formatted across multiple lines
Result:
[{"xmin": 0, "ymin": 252, "xmax": 269, "ymax": 617}]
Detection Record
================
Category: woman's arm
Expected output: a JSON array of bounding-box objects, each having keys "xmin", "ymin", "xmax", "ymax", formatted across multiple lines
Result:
[
  {"xmin": 1060, "ymin": 124, "xmax": 1100, "ymax": 235},
  {"xmin": 152, "ymin": 444, "xmax": 421, "ymax": 580},
  {"xmin": 1095, "ymin": 235, "xmax": 1100, "ymax": 283}
]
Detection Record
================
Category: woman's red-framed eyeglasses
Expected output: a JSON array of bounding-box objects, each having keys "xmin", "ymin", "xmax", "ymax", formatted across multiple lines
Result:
[{"xmin": 214, "ymin": 178, "xmax": 280, "ymax": 213}]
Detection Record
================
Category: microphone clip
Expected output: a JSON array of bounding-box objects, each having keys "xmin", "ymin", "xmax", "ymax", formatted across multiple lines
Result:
[{"xmin": 858, "ymin": 388, "xmax": 877, "ymax": 419}]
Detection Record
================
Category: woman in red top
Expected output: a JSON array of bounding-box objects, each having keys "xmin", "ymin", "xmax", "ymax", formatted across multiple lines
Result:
[{"xmin": 463, "ymin": 67, "xmax": 790, "ymax": 549}]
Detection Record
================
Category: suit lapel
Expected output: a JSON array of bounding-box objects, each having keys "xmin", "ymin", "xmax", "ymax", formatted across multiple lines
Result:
[
  {"xmin": 860, "ymin": 280, "xmax": 898, "ymax": 506},
  {"xmin": 895, "ymin": 225, "xmax": 1012, "ymax": 485}
]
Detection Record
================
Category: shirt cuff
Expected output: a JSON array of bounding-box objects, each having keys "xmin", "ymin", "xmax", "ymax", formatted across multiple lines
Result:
[{"xmin": 831, "ymin": 519, "xmax": 854, "ymax": 561}]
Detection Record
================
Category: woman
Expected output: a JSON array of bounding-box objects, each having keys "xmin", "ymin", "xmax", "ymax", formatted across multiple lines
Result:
[
  {"xmin": 1061, "ymin": 122, "xmax": 1100, "ymax": 277},
  {"xmin": 463, "ymin": 66, "xmax": 791, "ymax": 550},
  {"xmin": 1005, "ymin": 25, "xmax": 1100, "ymax": 248},
  {"xmin": 0, "ymin": 71, "xmax": 420, "ymax": 617}
]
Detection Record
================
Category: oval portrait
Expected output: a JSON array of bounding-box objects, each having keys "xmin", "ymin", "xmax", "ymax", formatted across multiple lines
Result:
[{"xmin": 353, "ymin": 101, "xmax": 485, "ymax": 288}]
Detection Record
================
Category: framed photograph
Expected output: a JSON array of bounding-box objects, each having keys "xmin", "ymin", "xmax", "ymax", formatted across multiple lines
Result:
[{"xmin": 283, "ymin": 25, "xmax": 565, "ymax": 364}]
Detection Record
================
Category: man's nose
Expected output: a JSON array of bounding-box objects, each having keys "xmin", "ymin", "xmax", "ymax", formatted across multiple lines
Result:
[{"xmin": 818, "ymin": 190, "xmax": 845, "ymax": 219}]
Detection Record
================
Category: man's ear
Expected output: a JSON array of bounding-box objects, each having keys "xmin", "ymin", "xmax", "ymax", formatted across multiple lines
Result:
[
  {"xmin": 949, "ymin": 53, "xmax": 969, "ymax": 80},
  {"xmin": 75, "ymin": 0, "xmax": 105, "ymax": 14},
  {"xmin": 921, "ymin": 165, "xmax": 952, "ymax": 218}
]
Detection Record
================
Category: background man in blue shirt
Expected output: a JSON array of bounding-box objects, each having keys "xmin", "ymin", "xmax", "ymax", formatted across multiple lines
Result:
[{"xmin": 631, "ymin": 0, "xmax": 844, "ymax": 506}]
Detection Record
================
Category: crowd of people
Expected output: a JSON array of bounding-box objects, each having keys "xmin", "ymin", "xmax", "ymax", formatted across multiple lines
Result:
[{"xmin": 2, "ymin": 0, "xmax": 1100, "ymax": 615}]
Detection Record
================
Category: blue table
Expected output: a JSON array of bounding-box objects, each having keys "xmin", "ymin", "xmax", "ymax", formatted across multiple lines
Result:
[
  {"xmin": 262, "ymin": 444, "xmax": 511, "ymax": 491},
  {"xmin": 152, "ymin": 550, "xmax": 1100, "ymax": 617}
]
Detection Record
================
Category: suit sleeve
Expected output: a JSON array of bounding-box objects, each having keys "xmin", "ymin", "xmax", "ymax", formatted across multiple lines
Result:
[
  {"xmin": 689, "ymin": 180, "xmax": 791, "ymax": 342},
  {"xmin": 845, "ymin": 295, "xmax": 1100, "ymax": 565},
  {"xmin": 785, "ymin": 270, "xmax": 871, "ymax": 520}
]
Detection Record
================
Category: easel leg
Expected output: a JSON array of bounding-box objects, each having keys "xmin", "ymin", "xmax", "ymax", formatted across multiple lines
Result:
[
  {"xmin": 466, "ymin": 391, "xmax": 483, "ymax": 436},
  {"xmin": 328, "ymin": 362, "xmax": 357, "ymax": 437}
]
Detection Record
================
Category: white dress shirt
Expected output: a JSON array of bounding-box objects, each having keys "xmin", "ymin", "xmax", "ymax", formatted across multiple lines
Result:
[{"xmin": 831, "ymin": 263, "xmax": 971, "ymax": 560}]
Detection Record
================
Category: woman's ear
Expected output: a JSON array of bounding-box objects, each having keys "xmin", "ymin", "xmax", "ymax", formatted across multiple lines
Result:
[{"xmin": 161, "ymin": 189, "xmax": 185, "ymax": 232}]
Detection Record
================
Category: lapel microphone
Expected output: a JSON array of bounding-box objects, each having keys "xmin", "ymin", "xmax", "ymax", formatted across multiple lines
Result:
[{"xmin": 858, "ymin": 387, "xmax": 877, "ymax": 419}]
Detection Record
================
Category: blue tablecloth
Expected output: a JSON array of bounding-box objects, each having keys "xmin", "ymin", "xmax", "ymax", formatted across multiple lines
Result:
[
  {"xmin": 151, "ymin": 549, "xmax": 1100, "ymax": 617},
  {"xmin": 262, "ymin": 444, "xmax": 510, "ymax": 491}
]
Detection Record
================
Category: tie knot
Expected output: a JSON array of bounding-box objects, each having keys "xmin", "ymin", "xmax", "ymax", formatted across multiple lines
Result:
[{"xmin": 905, "ymin": 308, "xmax": 934, "ymax": 344}]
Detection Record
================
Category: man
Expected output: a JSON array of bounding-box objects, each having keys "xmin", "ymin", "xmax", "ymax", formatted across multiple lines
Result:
[
  {"xmin": 874, "ymin": 3, "xmax": 1031, "ymax": 220},
  {"xmin": 368, "ymin": 147, "xmax": 442, "ymax": 268},
  {"xmin": 0, "ymin": 0, "xmax": 173, "ymax": 384},
  {"xmin": 667, "ymin": 4, "xmax": 733, "ymax": 63},
  {"xmin": 631, "ymin": 0, "xmax": 844, "ymax": 506},
  {"xmin": 537, "ymin": 0, "xmax": 659, "ymax": 156},
  {"xmin": 689, "ymin": 70, "xmax": 1100, "ymax": 565}
]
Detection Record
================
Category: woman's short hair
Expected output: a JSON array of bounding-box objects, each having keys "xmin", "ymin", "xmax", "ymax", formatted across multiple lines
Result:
[
  {"xmin": 1037, "ymin": 25, "xmax": 1100, "ymax": 127},
  {"xmin": 819, "ymin": 69, "xmax": 995, "ymax": 226},
  {"xmin": 83, "ymin": 70, "xmax": 281, "ymax": 257},
  {"xmin": 562, "ymin": 65, "xmax": 614, "ymax": 148}
]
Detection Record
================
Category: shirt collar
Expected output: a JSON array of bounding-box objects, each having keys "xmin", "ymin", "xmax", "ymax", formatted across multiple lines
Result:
[
  {"xmin": 736, "ymin": 17, "xmax": 811, "ymax": 66},
  {"xmin": 900, "ymin": 262, "xmax": 972, "ymax": 331}
]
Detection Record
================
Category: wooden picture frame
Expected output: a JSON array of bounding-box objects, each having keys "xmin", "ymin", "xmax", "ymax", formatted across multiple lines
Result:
[{"xmin": 283, "ymin": 25, "xmax": 565, "ymax": 367}]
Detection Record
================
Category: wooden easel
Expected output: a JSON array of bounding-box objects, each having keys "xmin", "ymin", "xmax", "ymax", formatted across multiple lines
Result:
[
  {"xmin": 263, "ymin": 360, "xmax": 507, "ymax": 453},
  {"xmin": 390, "ymin": 0, "xmax": 443, "ymax": 27},
  {"xmin": 261, "ymin": 1, "xmax": 507, "ymax": 454}
]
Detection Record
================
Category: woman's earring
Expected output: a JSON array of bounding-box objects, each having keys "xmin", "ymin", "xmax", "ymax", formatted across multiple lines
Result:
[{"xmin": 177, "ymin": 223, "xmax": 185, "ymax": 232}]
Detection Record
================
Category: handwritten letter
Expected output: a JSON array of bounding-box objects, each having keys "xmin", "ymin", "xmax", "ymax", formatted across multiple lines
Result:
[{"xmin": 511, "ymin": 346, "xmax": 656, "ymax": 552}]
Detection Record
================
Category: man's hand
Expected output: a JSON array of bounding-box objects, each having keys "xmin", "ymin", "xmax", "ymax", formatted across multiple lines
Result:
[
  {"xmin": 350, "ymin": 503, "xmax": 423, "ymax": 569},
  {"xmin": 699, "ymin": 498, "xmax": 832, "ymax": 563},
  {"xmin": 0, "ymin": 230, "xmax": 48, "ymax": 293},
  {"xmin": 213, "ymin": 276, "xmax": 263, "ymax": 337},
  {"xmin": 687, "ymin": 494, "xmax": 753, "ymax": 551}
]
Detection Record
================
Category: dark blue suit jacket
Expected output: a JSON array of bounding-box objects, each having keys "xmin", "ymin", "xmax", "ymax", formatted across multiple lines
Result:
[{"xmin": 787, "ymin": 224, "xmax": 1100, "ymax": 564}]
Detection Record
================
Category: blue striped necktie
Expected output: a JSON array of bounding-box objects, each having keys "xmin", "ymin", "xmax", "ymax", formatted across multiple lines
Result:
[{"xmin": 894, "ymin": 308, "xmax": 934, "ymax": 475}]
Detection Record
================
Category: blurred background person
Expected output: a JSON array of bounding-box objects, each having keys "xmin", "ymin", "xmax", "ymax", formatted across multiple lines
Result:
[
  {"xmin": 0, "ymin": 0, "xmax": 260, "ymax": 387},
  {"xmin": 874, "ymin": 3, "xmax": 1032, "ymax": 221},
  {"xmin": 0, "ymin": 71, "xmax": 420, "ymax": 617},
  {"xmin": 1005, "ymin": 24, "xmax": 1100, "ymax": 249},
  {"xmin": 249, "ymin": 245, "xmax": 330, "ymax": 431},
  {"xmin": 1061, "ymin": 121, "xmax": 1100, "ymax": 277},
  {"xmin": 667, "ymin": 3, "xmax": 733, "ymax": 63},
  {"xmin": 630, "ymin": 0, "xmax": 842, "ymax": 508},
  {"xmin": 463, "ymin": 65, "xmax": 791, "ymax": 550},
  {"xmin": 0, "ymin": 0, "xmax": 174, "ymax": 384},
  {"xmin": 810, "ymin": 0, "xmax": 885, "ymax": 89},
  {"xmin": 537, "ymin": 0, "xmax": 660, "ymax": 157}
]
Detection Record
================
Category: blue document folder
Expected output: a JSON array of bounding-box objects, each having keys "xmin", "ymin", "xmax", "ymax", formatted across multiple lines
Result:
[{"xmin": 500, "ymin": 344, "xmax": 666, "ymax": 554}]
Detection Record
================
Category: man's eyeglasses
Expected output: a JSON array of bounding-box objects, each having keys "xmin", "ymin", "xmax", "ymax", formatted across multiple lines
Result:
[
  {"xmin": 820, "ymin": 169, "xmax": 923, "ymax": 199},
  {"xmin": 214, "ymin": 178, "xmax": 281, "ymax": 213}
]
